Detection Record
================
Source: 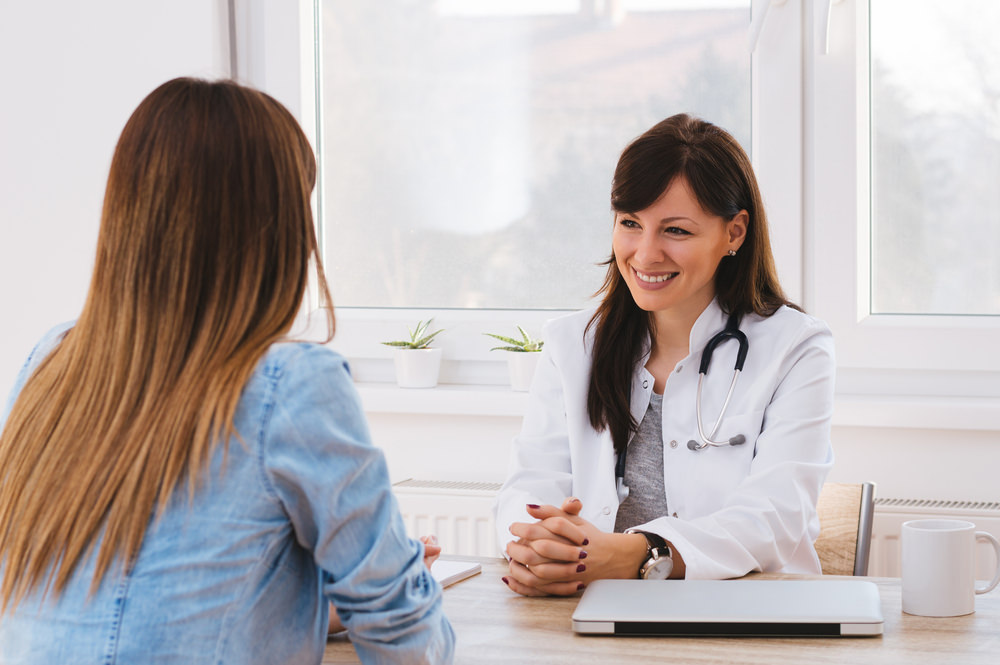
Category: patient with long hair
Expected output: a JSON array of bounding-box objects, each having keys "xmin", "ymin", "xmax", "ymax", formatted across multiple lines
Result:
[{"xmin": 0, "ymin": 78, "xmax": 454, "ymax": 664}]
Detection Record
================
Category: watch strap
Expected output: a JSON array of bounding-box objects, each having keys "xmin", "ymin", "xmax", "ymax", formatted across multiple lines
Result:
[{"xmin": 625, "ymin": 528, "xmax": 672, "ymax": 579}]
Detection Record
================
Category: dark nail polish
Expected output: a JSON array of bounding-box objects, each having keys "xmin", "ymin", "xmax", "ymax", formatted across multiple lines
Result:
[
  {"xmin": 576, "ymin": 564, "xmax": 586, "ymax": 573},
  {"xmin": 527, "ymin": 503, "xmax": 540, "ymax": 509},
  {"xmin": 582, "ymin": 538, "xmax": 590, "ymax": 546},
  {"xmin": 502, "ymin": 577, "xmax": 510, "ymax": 585},
  {"xmin": 577, "ymin": 583, "xmax": 586, "ymax": 591},
  {"xmin": 579, "ymin": 550, "xmax": 588, "ymax": 559}
]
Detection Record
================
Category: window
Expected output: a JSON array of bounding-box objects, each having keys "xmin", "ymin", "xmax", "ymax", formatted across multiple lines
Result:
[
  {"xmin": 870, "ymin": 0, "xmax": 1000, "ymax": 316},
  {"xmin": 318, "ymin": 0, "xmax": 753, "ymax": 311},
  {"xmin": 239, "ymin": 0, "xmax": 802, "ymax": 384},
  {"xmin": 310, "ymin": 0, "xmax": 813, "ymax": 384},
  {"xmin": 810, "ymin": 0, "xmax": 1000, "ymax": 385},
  {"xmin": 237, "ymin": 0, "xmax": 1000, "ymax": 420}
]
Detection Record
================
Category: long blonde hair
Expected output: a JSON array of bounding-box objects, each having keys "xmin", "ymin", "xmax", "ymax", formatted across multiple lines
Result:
[{"xmin": 0, "ymin": 78, "xmax": 333, "ymax": 610}]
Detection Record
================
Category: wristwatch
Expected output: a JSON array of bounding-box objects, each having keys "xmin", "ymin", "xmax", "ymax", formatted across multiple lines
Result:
[{"xmin": 625, "ymin": 529, "xmax": 674, "ymax": 580}]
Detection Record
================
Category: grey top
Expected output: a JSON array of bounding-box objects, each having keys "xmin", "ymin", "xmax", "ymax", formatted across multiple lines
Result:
[{"xmin": 614, "ymin": 391, "xmax": 669, "ymax": 532}]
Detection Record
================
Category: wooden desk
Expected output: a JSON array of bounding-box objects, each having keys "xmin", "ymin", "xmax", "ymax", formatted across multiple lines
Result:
[{"xmin": 324, "ymin": 558, "xmax": 1000, "ymax": 664}]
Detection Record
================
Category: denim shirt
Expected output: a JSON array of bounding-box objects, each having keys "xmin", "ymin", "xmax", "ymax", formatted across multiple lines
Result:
[{"xmin": 0, "ymin": 324, "xmax": 454, "ymax": 665}]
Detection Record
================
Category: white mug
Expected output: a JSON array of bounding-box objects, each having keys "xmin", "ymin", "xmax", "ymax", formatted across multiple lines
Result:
[{"xmin": 901, "ymin": 519, "xmax": 1000, "ymax": 617}]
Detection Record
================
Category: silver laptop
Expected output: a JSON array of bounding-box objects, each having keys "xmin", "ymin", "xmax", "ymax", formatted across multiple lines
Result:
[{"xmin": 572, "ymin": 579, "xmax": 883, "ymax": 637}]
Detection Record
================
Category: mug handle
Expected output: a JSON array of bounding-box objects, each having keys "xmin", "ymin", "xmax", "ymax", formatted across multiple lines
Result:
[{"xmin": 974, "ymin": 531, "xmax": 1000, "ymax": 595}]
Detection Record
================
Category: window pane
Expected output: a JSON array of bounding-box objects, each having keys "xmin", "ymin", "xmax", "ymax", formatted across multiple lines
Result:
[
  {"xmin": 320, "ymin": 0, "xmax": 750, "ymax": 309},
  {"xmin": 871, "ymin": 0, "xmax": 1000, "ymax": 315}
]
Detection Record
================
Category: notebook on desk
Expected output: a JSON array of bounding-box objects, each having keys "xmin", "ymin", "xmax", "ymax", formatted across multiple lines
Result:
[
  {"xmin": 431, "ymin": 559, "xmax": 481, "ymax": 588},
  {"xmin": 572, "ymin": 579, "xmax": 883, "ymax": 637}
]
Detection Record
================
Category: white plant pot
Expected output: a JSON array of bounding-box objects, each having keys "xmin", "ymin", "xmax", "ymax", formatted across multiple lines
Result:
[
  {"xmin": 393, "ymin": 347, "xmax": 442, "ymax": 388},
  {"xmin": 506, "ymin": 352, "xmax": 541, "ymax": 392}
]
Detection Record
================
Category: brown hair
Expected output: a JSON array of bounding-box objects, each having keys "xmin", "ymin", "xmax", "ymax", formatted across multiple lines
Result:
[
  {"xmin": 586, "ymin": 113, "xmax": 796, "ymax": 454},
  {"xmin": 0, "ymin": 78, "xmax": 333, "ymax": 610}
]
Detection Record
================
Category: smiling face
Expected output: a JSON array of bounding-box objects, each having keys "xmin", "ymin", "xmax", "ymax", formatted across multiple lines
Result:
[{"xmin": 612, "ymin": 176, "xmax": 746, "ymax": 323}]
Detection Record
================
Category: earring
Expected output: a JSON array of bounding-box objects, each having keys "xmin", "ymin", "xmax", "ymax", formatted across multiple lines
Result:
[{"xmin": 727, "ymin": 249, "xmax": 737, "ymax": 257}]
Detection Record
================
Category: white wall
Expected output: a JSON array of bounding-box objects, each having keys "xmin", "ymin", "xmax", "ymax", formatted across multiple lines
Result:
[
  {"xmin": 0, "ymin": 0, "xmax": 230, "ymax": 396},
  {"xmin": 828, "ymin": 426, "xmax": 1000, "ymax": 503}
]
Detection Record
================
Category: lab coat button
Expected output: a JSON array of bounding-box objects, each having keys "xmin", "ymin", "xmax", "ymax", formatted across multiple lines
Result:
[
  {"xmin": 602, "ymin": 506, "xmax": 611, "ymax": 515},
  {"xmin": 669, "ymin": 440, "xmax": 678, "ymax": 448},
  {"xmin": 676, "ymin": 365, "xmax": 683, "ymax": 373},
  {"xmin": 642, "ymin": 380, "xmax": 649, "ymax": 389}
]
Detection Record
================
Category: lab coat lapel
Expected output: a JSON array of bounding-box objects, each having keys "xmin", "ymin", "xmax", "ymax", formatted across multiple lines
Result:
[{"xmin": 628, "ymin": 337, "xmax": 654, "ymax": 445}]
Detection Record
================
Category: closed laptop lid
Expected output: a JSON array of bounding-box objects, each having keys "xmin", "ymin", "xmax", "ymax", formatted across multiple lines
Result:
[{"xmin": 571, "ymin": 579, "xmax": 883, "ymax": 637}]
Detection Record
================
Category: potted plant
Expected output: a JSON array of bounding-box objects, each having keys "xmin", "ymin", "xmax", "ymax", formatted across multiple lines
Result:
[
  {"xmin": 382, "ymin": 319, "xmax": 444, "ymax": 388},
  {"xmin": 484, "ymin": 326, "xmax": 544, "ymax": 391}
]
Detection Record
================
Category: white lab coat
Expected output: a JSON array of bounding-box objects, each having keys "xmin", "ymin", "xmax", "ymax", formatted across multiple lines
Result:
[{"xmin": 493, "ymin": 299, "xmax": 835, "ymax": 579}]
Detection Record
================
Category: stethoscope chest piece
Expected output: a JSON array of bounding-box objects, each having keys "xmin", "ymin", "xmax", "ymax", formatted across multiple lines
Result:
[{"xmin": 687, "ymin": 434, "xmax": 745, "ymax": 451}]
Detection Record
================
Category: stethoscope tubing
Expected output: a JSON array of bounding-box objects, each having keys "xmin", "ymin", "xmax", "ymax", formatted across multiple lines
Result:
[
  {"xmin": 689, "ymin": 368, "xmax": 745, "ymax": 450},
  {"xmin": 616, "ymin": 313, "xmax": 749, "ymax": 482},
  {"xmin": 686, "ymin": 313, "xmax": 748, "ymax": 451}
]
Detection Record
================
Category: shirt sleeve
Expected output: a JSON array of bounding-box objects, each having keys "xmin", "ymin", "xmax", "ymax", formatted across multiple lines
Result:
[
  {"xmin": 261, "ymin": 345, "xmax": 454, "ymax": 665},
  {"xmin": 636, "ymin": 321, "xmax": 836, "ymax": 579},
  {"xmin": 493, "ymin": 325, "xmax": 576, "ymax": 555}
]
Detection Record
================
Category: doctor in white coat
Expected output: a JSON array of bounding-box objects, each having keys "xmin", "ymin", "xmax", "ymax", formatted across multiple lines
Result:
[{"xmin": 494, "ymin": 114, "xmax": 835, "ymax": 596}]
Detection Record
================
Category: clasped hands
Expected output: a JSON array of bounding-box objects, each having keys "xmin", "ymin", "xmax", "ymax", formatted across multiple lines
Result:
[{"xmin": 503, "ymin": 497, "xmax": 648, "ymax": 597}]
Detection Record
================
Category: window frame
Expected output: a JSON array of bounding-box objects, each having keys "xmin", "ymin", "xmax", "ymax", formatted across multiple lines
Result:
[
  {"xmin": 806, "ymin": 0, "xmax": 1000, "ymax": 387},
  {"xmin": 254, "ymin": 0, "xmax": 805, "ymax": 385}
]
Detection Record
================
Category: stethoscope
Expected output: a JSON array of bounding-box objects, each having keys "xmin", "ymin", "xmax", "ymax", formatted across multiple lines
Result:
[{"xmin": 615, "ymin": 313, "xmax": 749, "ymax": 485}]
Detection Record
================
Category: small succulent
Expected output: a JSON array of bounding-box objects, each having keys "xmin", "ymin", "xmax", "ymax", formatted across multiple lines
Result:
[
  {"xmin": 484, "ymin": 325, "xmax": 544, "ymax": 352},
  {"xmin": 381, "ymin": 319, "xmax": 444, "ymax": 350}
]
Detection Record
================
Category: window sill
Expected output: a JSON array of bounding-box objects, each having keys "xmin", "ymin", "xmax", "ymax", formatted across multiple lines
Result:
[
  {"xmin": 354, "ymin": 382, "xmax": 529, "ymax": 417},
  {"xmin": 354, "ymin": 382, "xmax": 998, "ymax": 431}
]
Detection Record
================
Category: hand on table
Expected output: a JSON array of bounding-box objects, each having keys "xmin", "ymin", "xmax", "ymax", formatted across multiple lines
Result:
[{"xmin": 503, "ymin": 498, "xmax": 648, "ymax": 597}]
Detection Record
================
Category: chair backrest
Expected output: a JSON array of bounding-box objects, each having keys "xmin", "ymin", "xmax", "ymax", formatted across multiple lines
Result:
[{"xmin": 814, "ymin": 482, "xmax": 876, "ymax": 576}]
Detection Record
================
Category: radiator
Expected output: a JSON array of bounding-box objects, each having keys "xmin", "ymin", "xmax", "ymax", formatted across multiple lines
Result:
[
  {"xmin": 393, "ymin": 479, "xmax": 504, "ymax": 558},
  {"xmin": 393, "ymin": 480, "xmax": 1000, "ymax": 578}
]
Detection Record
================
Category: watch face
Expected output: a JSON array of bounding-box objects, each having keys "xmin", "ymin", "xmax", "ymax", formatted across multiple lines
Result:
[{"xmin": 644, "ymin": 556, "xmax": 673, "ymax": 580}]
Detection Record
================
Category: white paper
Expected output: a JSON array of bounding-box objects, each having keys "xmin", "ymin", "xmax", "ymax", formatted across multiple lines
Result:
[{"xmin": 431, "ymin": 560, "xmax": 482, "ymax": 588}]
